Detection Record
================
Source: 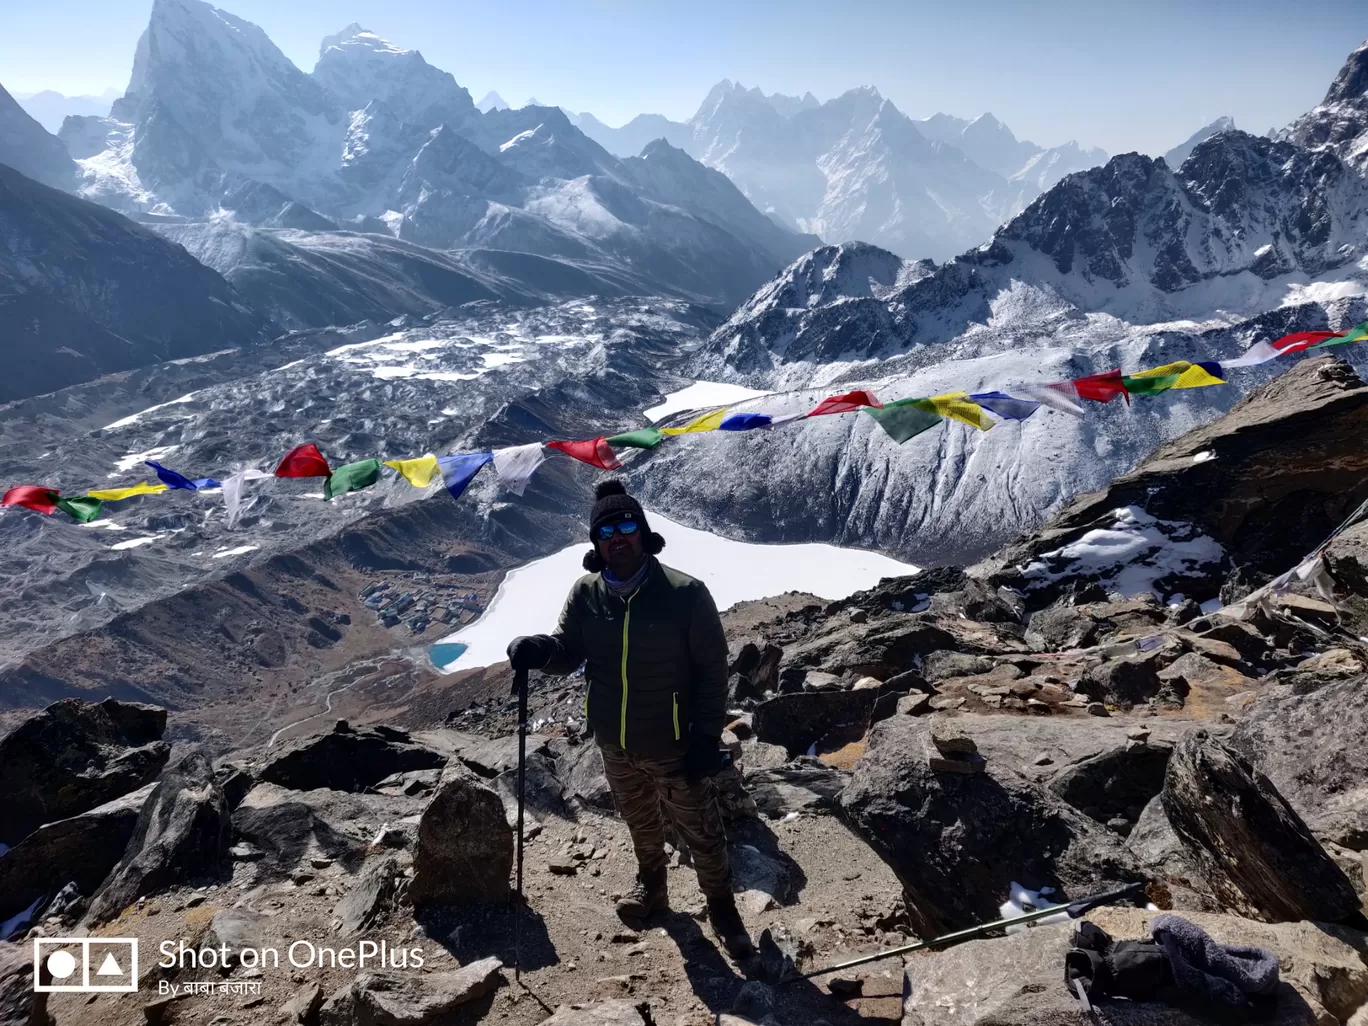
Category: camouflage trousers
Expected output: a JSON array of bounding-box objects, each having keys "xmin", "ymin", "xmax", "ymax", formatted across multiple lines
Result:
[{"xmin": 598, "ymin": 741, "xmax": 732, "ymax": 899}]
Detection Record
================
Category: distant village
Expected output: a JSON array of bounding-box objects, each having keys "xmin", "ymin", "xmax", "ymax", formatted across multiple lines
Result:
[{"xmin": 359, "ymin": 581, "xmax": 482, "ymax": 635}]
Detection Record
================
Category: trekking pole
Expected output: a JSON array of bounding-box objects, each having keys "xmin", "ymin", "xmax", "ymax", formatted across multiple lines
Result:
[
  {"xmin": 513, "ymin": 666, "xmax": 529, "ymax": 983},
  {"xmin": 786, "ymin": 881, "xmax": 1146, "ymax": 983}
]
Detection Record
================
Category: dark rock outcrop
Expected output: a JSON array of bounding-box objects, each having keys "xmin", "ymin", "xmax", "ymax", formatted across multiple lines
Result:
[
  {"xmin": 231, "ymin": 783, "xmax": 424, "ymax": 877},
  {"xmin": 1076, "ymin": 657, "xmax": 1163, "ymax": 708},
  {"xmin": 1231, "ymin": 674, "xmax": 1368, "ymax": 850},
  {"xmin": 335, "ymin": 855, "xmax": 401, "ymax": 938},
  {"xmin": 1049, "ymin": 740, "xmax": 1174, "ymax": 830},
  {"xmin": 752, "ymin": 690, "xmax": 883, "ymax": 757},
  {"xmin": 561, "ymin": 741, "xmax": 614, "ymax": 810},
  {"xmin": 745, "ymin": 762, "xmax": 848, "ymax": 819},
  {"xmin": 1161, "ymin": 731, "xmax": 1363, "ymax": 925},
  {"xmin": 257, "ymin": 721, "xmax": 446, "ymax": 793},
  {"xmin": 85, "ymin": 748, "xmax": 230, "ymax": 923},
  {"xmin": 408, "ymin": 775, "xmax": 512, "ymax": 905},
  {"xmin": 839, "ymin": 715, "xmax": 1140, "ymax": 936},
  {"xmin": 0, "ymin": 698, "xmax": 169, "ymax": 844},
  {"xmin": 992, "ymin": 358, "xmax": 1368, "ymax": 607},
  {"xmin": 0, "ymin": 782, "xmax": 153, "ymax": 922}
]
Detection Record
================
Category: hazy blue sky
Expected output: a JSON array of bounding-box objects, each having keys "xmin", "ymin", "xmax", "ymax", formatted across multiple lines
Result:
[{"xmin": 4, "ymin": 0, "xmax": 1365, "ymax": 155}]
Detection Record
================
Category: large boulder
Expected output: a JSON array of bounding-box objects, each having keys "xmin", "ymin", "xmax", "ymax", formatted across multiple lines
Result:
[
  {"xmin": 560, "ymin": 741, "xmax": 614, "ymax": 810},
  {"xmin": 896, "ymin": 712, "xmax": 1193, "ymax": 792},
  {"xmin": 335, "ymin": 856, "xmax": 402, "ymax": 938},
  {"xmin": 318, "ymin": 956, "xmax": 502, "ymax": 1025},
  {"xmin": 0, "ymin": 782, "xmax": 153, "ymax": 922},
  {"xmin": 231, "ymin": 783, "xmax": 425, "ymax": 876},
  {"xmin": 0, "ymin": 698, "xmax": 168, "ymax": 844},
  {"xmin": 257, "ymin": 721, "xmax": 445, "ymax": 793},
  {"xmin": 1125, "ymin": 796, "xmax": 1221, "ymax": 913},
  {"xmin": 85, "ymin": 748, "xmax": 230, "ymax": 923},
  {"xmin": 903, "ymin": 905, "xmax": 1368, "ymax": 1026},
  {"xmin": 408, "ymin": 776, "xmax": 512, "ymax": 905},
  {"xmin": 752, "ymin": 690, "xmax": 882, "ymax": 756},
  {"xmin": 538, "ymin": 1001, "xmax": 652, "ymax": 1026},
  {"xmin": 839, "ymin": 715, "xmax": 1140, "ymax": 937},
  {"xmin": 1076, "ymin": 657, "xmax": 1163, "ymax": 708},
  {"xmin": 1161, "ymin": 731, "xmax": 1363, "ymax": 924},
  {"xmin": 745, "ymin": 761, "xmax": 848, "ymax": 819},
  {"xmin": 1231, "ymin": 674, "xmax": 1368, "ymax": 850}
]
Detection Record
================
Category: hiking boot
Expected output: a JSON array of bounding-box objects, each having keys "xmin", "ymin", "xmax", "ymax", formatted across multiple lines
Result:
[
  {"xmin": 615, "ymin": 868, "xmax": 668, "ymax": 922},
  {"xmin": 706, "ymin": 894, "xmax": 754, "ymax": 958}
]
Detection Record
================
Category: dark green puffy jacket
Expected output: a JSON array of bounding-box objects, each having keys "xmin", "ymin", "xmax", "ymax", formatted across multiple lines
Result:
[{"xmin": 542, "ymin": 557, "xmax": 729, "ymax": 757}]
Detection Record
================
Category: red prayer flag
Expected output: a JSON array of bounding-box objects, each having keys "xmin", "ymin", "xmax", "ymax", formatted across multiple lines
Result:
[
  {"xmin": 1071, "ymin": 370, "xmax": 1130, "ymax": 404},
  {"xmin": 2, "ymin": 486, "xmax": 59, "ymax": 515},
  {"xmin": 1271, "ymin": 330, "xmax": 1342, "ymax": 355},
  {"xmin": 547, "ymin": 437, "xmax": 623, "ymax": 471},
  {"xmin": 806, "ymin": 390, "xmax": 883, "ymax": 417},
  {"xmin": 274, "ymin": 443, "xmax": 332, "ymax": 478}
]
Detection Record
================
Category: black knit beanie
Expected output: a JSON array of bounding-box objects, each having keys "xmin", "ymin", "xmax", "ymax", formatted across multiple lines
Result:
[{"xmin": 584, "ymin": 479, "xmax": 664, "ymax": 571}]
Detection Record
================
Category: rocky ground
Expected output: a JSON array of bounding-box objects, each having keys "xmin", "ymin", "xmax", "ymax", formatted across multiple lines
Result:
[{"xmin": 2, "ymin": 358, "xmax": 1367, "ymax": 1026}]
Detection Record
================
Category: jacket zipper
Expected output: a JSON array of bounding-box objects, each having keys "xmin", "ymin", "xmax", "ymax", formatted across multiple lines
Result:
[
  {"xmin": 619, "ymin": 591, "xmax": 636, "ymax": 748},
  {"xmin": 672, "ymin": 692, "xmax": 680, "ymax": 742}
]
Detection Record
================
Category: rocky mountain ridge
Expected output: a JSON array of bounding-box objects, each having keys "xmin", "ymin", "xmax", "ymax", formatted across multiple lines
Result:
[
  {"xmin": 38, "ymin": 0, "xmax": 815, "ymax": 315},
  {"xmin": 572, "ymin": 80, "xmax": 1110, "ymax": 261}
]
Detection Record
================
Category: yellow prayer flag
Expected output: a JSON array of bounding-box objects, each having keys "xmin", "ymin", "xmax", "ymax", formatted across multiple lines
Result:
[
  {"xmin": 86, "ymin": 481, "xmax": 169, "ymax": 501},
  {"xmin": 384, "ymin": 454, "xmax": 440, "ymax": 488},
  {"xmin": 660, "ymin": 408, "xmax": 729, "ymax": 436},
  {"xmin": 1127, "ymin": 361, "xmax": 1190, "ymax": 382},
  {"xmin": 1172, "ymin": 363, "xmax": 1226, "ymax": 389},
  {"xmin": 927, "ymin": 392, "xmax": 993, "ymax": 431}
]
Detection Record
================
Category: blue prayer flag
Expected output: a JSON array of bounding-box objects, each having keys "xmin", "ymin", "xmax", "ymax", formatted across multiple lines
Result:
[
  {"xmin": 968, "ymin": 391, "xmax": 1041, "ymax": 421},
  {"xmin": 719, "ymin": 413, "xmax": 773, "ymax": 431},
  {"xmin": 437, "ymin": 452, "xmax": 493, "ymax": 501}
]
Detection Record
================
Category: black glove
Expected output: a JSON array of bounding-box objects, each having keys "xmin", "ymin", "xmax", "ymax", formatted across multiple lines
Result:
[
  {"xmin": 684, "ymin": 732, "xmax": 725, "ymax": 785},
  {"xmin": 507, "ymin": 635, "xmax": 554, "ymax": 672}
]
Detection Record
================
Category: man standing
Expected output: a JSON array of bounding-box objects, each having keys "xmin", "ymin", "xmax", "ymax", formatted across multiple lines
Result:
[{"xmin": 507, "ymin": 480, "xmax": 753, "ymax": 958}]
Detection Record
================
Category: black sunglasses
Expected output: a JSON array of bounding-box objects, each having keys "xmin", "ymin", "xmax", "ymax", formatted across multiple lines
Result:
[{"xmin": 595, "ymin": 518, "xmax": 640, "ymax": 542}]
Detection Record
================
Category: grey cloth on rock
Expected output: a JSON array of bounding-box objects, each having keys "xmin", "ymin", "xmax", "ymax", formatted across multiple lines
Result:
[{"xmin": 1151, "ymin": 914, "xmax": 1280, "ymax": 1006}]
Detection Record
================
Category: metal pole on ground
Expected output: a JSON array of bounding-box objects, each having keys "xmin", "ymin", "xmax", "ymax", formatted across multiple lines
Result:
[
  {"xmin": 787, "ymin": 881, "xmax": 1147, "ymax": 983},
  {"xmin": 513, "ymin": 667, "xmax": 529, "ymax": 982}
]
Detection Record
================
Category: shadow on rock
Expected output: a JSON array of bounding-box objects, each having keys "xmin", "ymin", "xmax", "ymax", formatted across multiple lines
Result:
[
  {"xmin": 727, "ymin": 816, "xmax": 808, "ymax": 913},
  {"xmin": 413, "ymin": 900, "xmax": 559, "ymax": 974},
  {"xmin": 660, "ymin": 910, "xmax": 748, "ymax": 1012}
]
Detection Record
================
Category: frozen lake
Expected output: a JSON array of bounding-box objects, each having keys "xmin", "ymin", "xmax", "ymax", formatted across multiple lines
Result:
[{"xmin": 432, "ymin": 509, "xmax": 919, "ymax": 672}]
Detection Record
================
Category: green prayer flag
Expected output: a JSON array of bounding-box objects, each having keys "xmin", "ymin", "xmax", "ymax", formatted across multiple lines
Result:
[
  {"xmin": 324, "ymin": 458, "xmax": 382, "ymax": 500},
  {"xmin": 605, "ymin": 428, "xmax": 665, "ymax": 450},
  {"xmin": 54, "ymin": 496, "xmax": 104, "ymax": 523},
  {"xmin": 1315, "ymin": 320, "xmax": 1368, "ymax": 347},
  {"xmin": 863, "ymin": 398, "xmax": 943, "ymax": 443},
  {"xmin": 1120, "ymin": 373, "xmax": 1183, "ymax": 397}
]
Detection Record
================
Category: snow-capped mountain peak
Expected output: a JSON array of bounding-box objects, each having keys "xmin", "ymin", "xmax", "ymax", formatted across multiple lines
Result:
[
  {"xmin": 1281, "ymin": 38, "xmax": 1368, "ymax": 170},
  {"xmin": 311, "ymin": 23, "xmax": 475, "ymax": 132},
  {"xmin": 476, "ymin": 90, "xmax": 508, "ymax": 113},
  {"xmin": 114, "ymin": 0, "xmax": 340, "ymax": 186},
  {"xmin": 1323, "ymin": 38, "xmax": 1368, "ymax": 106},
  {"xmin": 1163, "ymin": 116, "xmax": 1236, "ymax": 169}
]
